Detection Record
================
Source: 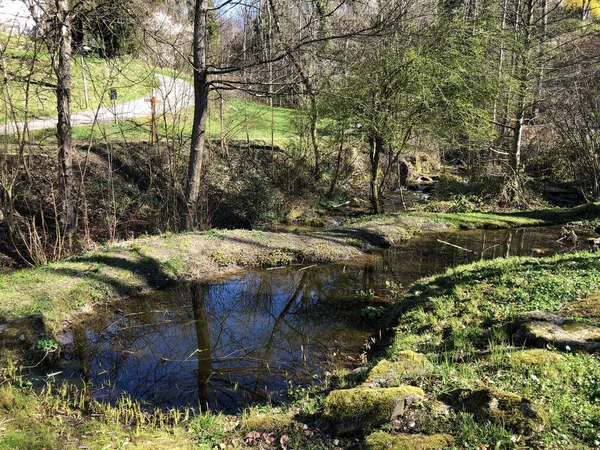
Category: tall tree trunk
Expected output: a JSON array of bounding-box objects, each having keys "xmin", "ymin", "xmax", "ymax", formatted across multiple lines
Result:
[
  {"xmin": 369, "ymin": 136, "xmax": 383, "ymax": 214},
  {"xmin": 184, "ymin": 0, "xmax": 209, "ymax": 231},
  {"xmin": 55, "ymin": 0, "xmax": 75, "ymax": 239},
  {"xmin": 510, "ymin": 0, "xmax": 533, "ymax": 200}
]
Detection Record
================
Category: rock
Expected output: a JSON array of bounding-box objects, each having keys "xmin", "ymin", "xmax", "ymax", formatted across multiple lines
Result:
[
  {"xmin": 561, "ymin": 293, "xmax": 600, "ymax": 318},
  {"xmin": 512, "ymin": 311, "xmax": 600, "ymax": 352},
  {"xmin": 365, "ymin": 351, "xmax": 434, "ymax": 388},
  {"xmin": 445, "ymin": 388, "xmax": 547, "ymax": 435},
  {"xmin": 364, "ymin": 431, "xmax": 455, "ymax": 450},
  {"xmin": 509, "ymin": 349, "xmax": 565, "ymax": 366},
  {"xmin": 239, "ymin": 411, "xmax": 295, "ymax": 432},
  {"xmin": 323, "ymin": 386, "xmax": 425, "ymax": 436},
  {"xmin": 344, "ymin": 366, "xmax": 370, "ymax": 384}
]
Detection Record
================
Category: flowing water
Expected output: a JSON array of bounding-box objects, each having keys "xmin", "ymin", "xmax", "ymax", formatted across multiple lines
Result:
[{"xmin": 47, "ymin": 226, "xmax": 592, "ymax": 413}]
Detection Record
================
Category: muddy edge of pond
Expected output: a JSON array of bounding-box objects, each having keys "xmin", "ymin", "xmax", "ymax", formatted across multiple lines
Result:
[{"xmin": 1, "ymin": 204, "xmax": 598, "ymax": 361}]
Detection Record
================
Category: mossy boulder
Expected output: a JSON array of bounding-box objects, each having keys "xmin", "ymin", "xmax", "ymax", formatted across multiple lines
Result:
[
  {"xmin": 239, "ymin": 411, "xmax": 295, "ymax": 432},
  {"xmin": 512, "ymin": 311, "xmax": 600, "ymax": 352},
  {"xmin": 446, "ymin": 388, "xmax": 547, "ymax": 435},
  {"xmin": 365, "ymin": 351, "xmax": 434, "ymax": 388},
  {"xmin": 509, "ymin": 349, "xmax": 565, "ymax": 366},
  {"xmin": 364, "ymin": 431, "xmax": 455, "ymax": 450},
  {"xmin": 323, "ymin": 386, "xmax": 425, "ymax": 435},
  {"xmin": 561, "ymin": 293, "xmax": 600, "ymax": 319}
]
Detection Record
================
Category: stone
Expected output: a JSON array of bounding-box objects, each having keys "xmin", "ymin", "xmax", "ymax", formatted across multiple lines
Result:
[
  {"xmin": 365, "ymin": 351, "xmax": 434, "ymax": 388},
  {"xmin": 561, "ymin": 293, "xmax": 600, "ymax": 319},
  {"xmin": 323, "ymin": 386, "xmax": 425, "ymax": 436},
  {"xmin": 445, "ymin": 388, "xmax": 547, "ymax": 435},
  {"xmin": 364, "ymin": 431, "xmax": 455, "ymax": 450},
  {"xmin": 509, "ymin": 349, "xmax": 566, "ymax": 366},
  {"xmin": 239, "ymin": 411, "xmax": 295, "ymax": 432},
  {"xmin": 512, "ymin": 311, "xmax": 600, "ymax": 352}
]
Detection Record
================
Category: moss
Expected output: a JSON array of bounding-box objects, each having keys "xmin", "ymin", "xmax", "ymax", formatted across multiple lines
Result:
[
  {"xmin": 515, "ymin": 318, "xmax": 600, "ymax": 352},
  {"xmin": 452, "ymin": 388, "xmax": 547, "ymax": 435},
  {"xmin": 324, "ymin": 386, "xmax": 424, "ymax": 434},
  {"xmin": 255, "ymin": 249, "xmax": 295, "ymax": 267},
  {"xmin": 562, "ymin": 293, "xmax": 600, "ymax": 318},
  {"xmin": 509, "ymin": 349, "xmax": 565, "ymax": 366},
  {"xmin": 239, "ymin": 411, "xmax": 295, "ymax": 432},
  {"xmin": 366, "ymin": 351, "xmax": 434, "ymax": 387},
  {"xmin": 364, "ymin": 431, "xmax": 455, "ymax": 450},
  {"xmin": 209, "ymin": 251, "xmax": 234, "ymax": 267},
  {"xmin": 304, "ymin": 217, "xmax": 325, "ymax": 227}
]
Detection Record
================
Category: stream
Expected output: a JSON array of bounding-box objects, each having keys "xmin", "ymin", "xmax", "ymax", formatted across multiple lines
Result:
[{"xmin": 42, "ymin": 226, "xmax": 592, "ymax": 413}]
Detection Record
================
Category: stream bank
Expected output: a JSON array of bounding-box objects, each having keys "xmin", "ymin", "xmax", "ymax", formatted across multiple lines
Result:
[{"xmin": 0, "ymin": 205, "xmax": 600, "ymax": 448}]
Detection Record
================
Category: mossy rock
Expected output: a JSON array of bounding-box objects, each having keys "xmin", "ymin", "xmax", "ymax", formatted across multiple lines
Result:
[
  {"xmin": 365, "ymin": 351, "xmax": 434, "ymax": 387},
  {"xmin": 364, "ymin": 431, "xmax": 455, "ymax": 450},
  {"xmin": 509, "ymin": 349, "xmax": 566, "ymax": 366},
  {"xmin": 446, "ymin": 388, "xmax": 547, "ymax": 435},
  {"xmin": 239, "ymin": 411, "xmax": 295, "ymax": 432},
  {"xmin": 513, "ymin": 311, "xmax": 600, "ymax": 352},
  {"xmin": 561, "ymin": 293, "xmax": 600, "ymax": 319},
  {"xmin": 323, "ymin": 386, "xmax": 424, "ymax": 435}
]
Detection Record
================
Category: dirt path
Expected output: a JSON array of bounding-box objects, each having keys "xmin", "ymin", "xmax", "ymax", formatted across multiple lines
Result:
[{"xmin": 0, "ymin": 74, "xmax": 194, "ymax": 135}]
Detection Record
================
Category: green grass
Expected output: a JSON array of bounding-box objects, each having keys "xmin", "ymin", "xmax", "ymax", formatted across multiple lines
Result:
[
  {"xmin": 0, "ymin": 32, "xmax": 157, "ymax": 124},
  {"xmin": 0, "ymin": 98, "xmax": 297, "ymax": 146},
  {"xmin": 385, "ymin": 251, "xmax": 600, "ymax": 448}
]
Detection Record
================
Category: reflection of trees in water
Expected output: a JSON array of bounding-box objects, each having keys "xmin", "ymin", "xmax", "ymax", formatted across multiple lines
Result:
[{"xmin": 72, "ymin": 266, "xmax": 373, "ymax": 412}]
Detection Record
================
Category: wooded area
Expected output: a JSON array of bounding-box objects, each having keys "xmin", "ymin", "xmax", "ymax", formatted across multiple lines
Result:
[{"xmin": 0, "ymin": 0, "xmax": 599, "ymax": 265}]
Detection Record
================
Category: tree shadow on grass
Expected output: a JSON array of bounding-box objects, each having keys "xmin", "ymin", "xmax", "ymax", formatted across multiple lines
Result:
[{"xmin": 48, "ymin": 247, "xmax": 173, "ymax": 299}]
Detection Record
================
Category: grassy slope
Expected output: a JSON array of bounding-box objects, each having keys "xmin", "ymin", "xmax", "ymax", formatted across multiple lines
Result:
[
  {"xmin": 384, "ymin": 251, "xmax": 600, "ymax": 449},
  {"xmin": 0, "ymin": 32, "xmax": 156, "ymax": 123},
  {"xmin": 2, "ymin": 97, "xmax": 297, "ymax": 145}
]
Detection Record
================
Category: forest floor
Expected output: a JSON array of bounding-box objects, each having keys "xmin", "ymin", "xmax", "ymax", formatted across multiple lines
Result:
[{"xmin": 0, "ymin": 205, "xmax": 599, "ymax": 448}]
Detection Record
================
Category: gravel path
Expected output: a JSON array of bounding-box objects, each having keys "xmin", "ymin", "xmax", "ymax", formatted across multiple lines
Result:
[{"xmin": 0, "ymin": 74, "xmax": 194, "ymax": 135}]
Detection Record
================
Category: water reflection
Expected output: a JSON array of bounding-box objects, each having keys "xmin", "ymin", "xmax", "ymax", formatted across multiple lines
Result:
[
  {"xmin": 63, "ymin": 265, "xmax": 377, "ymax": 413},
  {"xmin": 55, "ymin": 226, "xmax": 590, "ymax": 412}
]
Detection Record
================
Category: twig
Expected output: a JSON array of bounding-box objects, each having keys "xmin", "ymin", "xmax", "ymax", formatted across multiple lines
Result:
[
  {"xmin": 332, "ymin": 200, "xmax": 350, "ymax": 208},
  {"xmin": 437, "ymin": 239, "xmax": 478, "ymax": 254}
]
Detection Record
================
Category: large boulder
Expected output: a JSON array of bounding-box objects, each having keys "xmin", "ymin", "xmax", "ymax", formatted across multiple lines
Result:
[
  {"xmin": 323, "ymin": 386, "xmax": 424, "ymax": 435},
  {"xmin": 512, "ymin": 310, "xmax": 600, "ymax": 352},
  {"xmin": 365, "ymin": 351, "xmax": 434, "ymax": 388},
  {"xmin": 445, "ymin": 388, "xmax": 547, "ymax": 435},
  {"xmin": 364, "ymin": 431, "xmax": 455, "ymax": 450}
]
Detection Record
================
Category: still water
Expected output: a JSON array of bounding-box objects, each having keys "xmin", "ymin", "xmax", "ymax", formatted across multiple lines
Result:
[{"xmin": 52, "ymin": 226, "xmax": 591, "ymax": 413}]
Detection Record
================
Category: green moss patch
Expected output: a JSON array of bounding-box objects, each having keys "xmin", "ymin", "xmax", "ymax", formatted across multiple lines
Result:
[
  {"xmin": 447, "ymin": 388, "xmax": 547, "ymax": 435},
  {"xmin": 239, "ymin": 411, "xmax": 295, "ymax": 432},
  {"xmin": 509, "ymin": 349, "xmax": 566, "ymax": 366},
  {"xmin": 366, "ymin": 351, "xmax": 434, "ymax": 388},
  {"xmin": 365, "ymin": 431, "xmax": 455, "ymax": 450},
  {"xmin": 513, "ymin": 314, "xmax": 600, "ymax": 352},
  {"xmin": 324, "ymin": 386, "xmax": 424, "ymax": 435}
]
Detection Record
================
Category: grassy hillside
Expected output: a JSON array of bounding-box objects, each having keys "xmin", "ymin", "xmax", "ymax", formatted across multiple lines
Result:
[{"xmin": 0, "ymin": 33, "xmax": 157, "ymax": 123}]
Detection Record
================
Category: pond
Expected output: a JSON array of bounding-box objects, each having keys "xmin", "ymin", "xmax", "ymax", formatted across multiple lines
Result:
[{"xmin": 48, "ymin": 226, "xmax": 592, "ymax": 413}]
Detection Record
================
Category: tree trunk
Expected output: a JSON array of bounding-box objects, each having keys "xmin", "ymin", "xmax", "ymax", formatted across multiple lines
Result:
[
  {"xmin": 55, "ymin": 0, "xmax": 75, "ymax": 238},
  {"xmin": 184, "ymin": 0, "xmax": 209, "ymax": 231},
  {"xmin": 510, "ymin": 0, "xmax": 533, "ymax": 186},
  {"xmin": 369, "ymin": 136, "xmax": 383, "ymax": 214}
]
